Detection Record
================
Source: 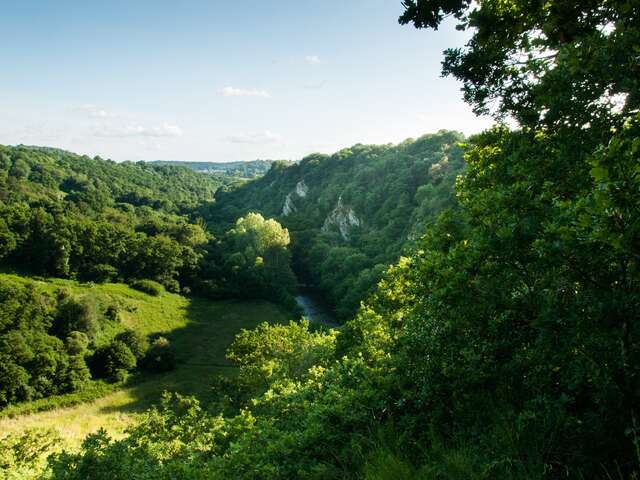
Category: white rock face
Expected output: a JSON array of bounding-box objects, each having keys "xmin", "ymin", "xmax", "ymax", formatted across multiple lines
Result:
[
  {"xmin": 282, "ymin": 180, "xmax": 309, "ymax": 216},
  {"xmin": 282, "ymin": 193, "xmax": 296, "ymax": 216},
  {"xmin": 321, "ymin": 196, "xmax": 361, "ymax": 240},
  {"xmin": 295, "ymin": 180, "xmax": 308, "ymax": 198}
]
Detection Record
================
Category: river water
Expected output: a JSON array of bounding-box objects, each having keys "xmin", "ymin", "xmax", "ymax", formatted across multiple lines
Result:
[{"xmin": 294, "ymin": 288, "xmax": 338, "ymax": 327}]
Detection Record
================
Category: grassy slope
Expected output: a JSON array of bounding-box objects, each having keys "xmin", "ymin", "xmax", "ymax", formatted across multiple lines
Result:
[{"xmin": 0, "ymin": 273, "xmax": 292, "ymax": 448}]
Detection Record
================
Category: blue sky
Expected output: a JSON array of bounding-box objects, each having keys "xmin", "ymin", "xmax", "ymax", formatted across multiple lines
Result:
[{"xmin": 0, "ymin": 0, "xmax": 492, "ymax": 162}]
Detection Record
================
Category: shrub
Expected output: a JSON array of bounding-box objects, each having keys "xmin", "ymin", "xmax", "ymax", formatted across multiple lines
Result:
[
  {"xmin": 58, "ymin": 355, "xmax": 91, "ymax": 392},
  {"xmin": 88, "ymin": 264, "xmax": 119, "ymax": 283},
  {"xmin": 54, "ymin": 297, "xmax": 100, "ymax": 338},
  {"xmin": 159, "ymin": 277, "xmax": 180, "ymax": 293},
  {"xmin": 0, "ymin": 428, "xmax": 60, "ymax": 477},
  {"xmin": 142, "ymin": 337, "xmax": 176, "ymax": 373},
  {"xmin": 65, "ymin": 331, "xmax": 89, "ymax": 355},
  {"xmin": 55, "ymin": 288, "xmax": 72, "ymax": 302},
  {"xmin": 104, "ymin": 305, "xmax": 120, "ymax": 322},
  {"xmin": 114, "ymin": 329, "xmax": 148, "ymax": 360},
  {"xmin": 129, "ymin": 279, "xmax": 163, "ymax": 296},
  {"xmin": 91, "ymin": 340, "xmax": 136, "ymax": 381}
]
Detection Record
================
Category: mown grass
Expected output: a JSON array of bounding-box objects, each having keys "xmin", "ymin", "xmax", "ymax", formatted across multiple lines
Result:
[{"xmin": 0, "ymin": 273, "xmax": 292, "ymax": 449}]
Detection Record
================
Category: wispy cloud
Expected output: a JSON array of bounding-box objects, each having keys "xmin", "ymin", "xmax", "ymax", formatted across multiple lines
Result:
[
  {"xmin": 220, "ymin": 86, "xmax": 271, "ymax": 98},
  {"xmin": 74, "ymin": 103, "xmax": 116, "ymax": 118},
  {"xmin": 94, "ymin": 122, "xmax": 183, "ymax": 138},
  {"xmin": 225, "ymin": 130, "xmax": 282, "ymax": 144},
  {"xmin": 304, "ymin": 55, "xmax": 321, "ymax": 65}
]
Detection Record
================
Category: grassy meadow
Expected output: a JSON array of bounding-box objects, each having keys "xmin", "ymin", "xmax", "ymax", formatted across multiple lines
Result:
[{"xmin": 0, "ymin": 273, "xmax": 292, "ymax": 449}]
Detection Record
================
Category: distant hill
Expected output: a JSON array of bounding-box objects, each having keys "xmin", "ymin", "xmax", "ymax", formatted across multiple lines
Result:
[{"xmin": 149, "ymin": 160, "xmax": 286, "ymax": 178}]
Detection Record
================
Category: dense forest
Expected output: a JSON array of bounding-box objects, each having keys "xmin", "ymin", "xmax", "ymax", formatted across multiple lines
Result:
[
  {"xmin": 0, "ymin": 145, "xmax": 218, "ymax": 289},
  {"xmin": 0, "ymin": 146, "xmax": 297, "ymax": 412},
  {"xmin": 0, "ymin": 145, "xmax": 296, "ymax": 301},
  {"xmin": 2, "ymin": 0, "xmax": 640, "ymax": 478},
  {"xmin": 205, "ymin": 130, "xmax": 464, "ymax": 319}
]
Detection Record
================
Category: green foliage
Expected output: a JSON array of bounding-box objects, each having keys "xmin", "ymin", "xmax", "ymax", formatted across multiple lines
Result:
[
  {"xmin": 0, "ymin": 279, "xmax": 95, "ymax": 406},
  {"xmin": 129, "ymin": 279, "xmax": 163, "ymax": 296},
  {"xmin": 399, "ymin": 0, "xmax": 639, "ymax": 130},
  {"xmin": 199, "ymin": 213, "xmax": 297, "ymax": 305},
  {"xmin": 54, "ymin": 296, "xmax": 100, "ymax": 338},
  {"xmin": 91, "ymin": 340, "xmax": 137, "ymax": 382},
  {"xmin": 88, "ymin": 263, "xmax": 119, "ymax": 283},
  {"xmin": 227, "ymin": 320, "xmax": 337, "ymax": 388},
  {"xmin": 48, "ymin": 394, "xmax": 221, "ymax": 480},
  {"xmin": 141, "ymin": 337, "xmax": 176, "ymax": 373},
  {"xmin": 0, "ymin": 428, "xmax": 60, "ymax": 479},
  {"xmin": 206, "ymin": 130, "xmax": 465, "ymax": 319},
  {"xmin": 114, "ymin": 329, "xmax": 148, "ymax": 360},
  {"xmin": 65, "ymin": 331, "xmax": 89, "ymax": 355},
  {"xmin": 0, "ymin": 145, "xmax": 216, "ymax": 290},
  {"xmin": 48, "ymin": 357, "xmax": 389, "ymax": 480}
]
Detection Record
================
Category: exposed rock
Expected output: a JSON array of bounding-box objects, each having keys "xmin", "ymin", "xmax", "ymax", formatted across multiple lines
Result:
[
  {"xmin": 295, "ymin": 180, "xmax": 308, "ymax": 198},
  {"xmin": 282, "ymin": 193, "xmax": 296, "ymax": 216},
  {"xmin": 282, "ymin": 180, "xmax": 309, "ymax": 216},
  {"xmin": 321, "ymin": 196, "xmax": 361, "ymax": 240}
]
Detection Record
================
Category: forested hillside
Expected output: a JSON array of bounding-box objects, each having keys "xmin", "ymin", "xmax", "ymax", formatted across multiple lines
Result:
[
  {"xmin": 150, "ymin": 159, "xmax": 278, "ymax": 178},
  {"xmin": 0, "ymin": 145, "xmax": 220, "ymax": 288},
  {"xmin": 205, "ymin": 130, "xmax": 465, "ymax": 318},
  {"xmin": 0, "ymin": 145, "xmax": 300, "ymax": 415}
]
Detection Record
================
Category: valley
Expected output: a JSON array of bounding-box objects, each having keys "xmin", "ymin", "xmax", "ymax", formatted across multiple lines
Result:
[
  {"xmin": 0, "ymin": 273, "xmax": 291, "ymax": 449},
  {"xmin": 1, "ymin": 1, "xmax": 638, "ymax": 477}
]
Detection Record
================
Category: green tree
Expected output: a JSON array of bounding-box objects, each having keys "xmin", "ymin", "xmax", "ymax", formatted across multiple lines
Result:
[{"xmin": 91, "ymin": 340, "xmax": 136, "ymax": 382}]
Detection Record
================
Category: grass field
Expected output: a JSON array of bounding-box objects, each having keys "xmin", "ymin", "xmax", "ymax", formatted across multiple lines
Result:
[{"xmin": 0, "ymin": 273, "xmax": 293, "ymax": 449}]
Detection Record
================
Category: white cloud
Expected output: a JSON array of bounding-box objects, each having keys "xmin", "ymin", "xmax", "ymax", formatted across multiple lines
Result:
[
  {"xmin": 220, "ymin": 86, "xmax": 271, "ymax": 98},
  {"xmin": 304, "ymin": 55, "xmax": 321, "ymax": 65},
  {"xmin": 74, "ymin": 104, "xmax": 116, "ymax": 118},
  {"xmin": 95, "ymin": 122, "xmax": 183, "ymax": 138},
  {"xmin": 225, "ymin": 130, "xmax": 282, "ymax": 144}
]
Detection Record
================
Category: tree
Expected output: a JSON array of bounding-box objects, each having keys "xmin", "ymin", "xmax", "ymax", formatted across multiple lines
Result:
[
  {"xmin": 54, "ymin": 297, "xmax": 100, "ymax": 339},
  {"xmin": 141, "ymin": 337, "xmax": 176, "ymax": 373},
  {"xmin": 399, "ymin": 1, "xmax": 639, "ymax": 131},
  {"xmin": 114, "ymin": 329, "xmax": 149, "ymax": 360},
  {"xmin": 227, "ymin": 320, "xmax": 336, "ymax": 387},
  {"xmin": 392, "ymin": 1, "xmax": 640, "ymax": 473},
  {"xmin": 91, "ymin": 340, "xmax": 136, "ymax": 382},
  {"xmin": 204, "ymin": 213, "xmax": 297, "ymax": 303}
]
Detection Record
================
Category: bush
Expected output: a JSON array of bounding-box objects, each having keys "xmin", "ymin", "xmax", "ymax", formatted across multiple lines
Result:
[
  {"xmin": 129, "ymin": 279, "xmax": 163, "ymax": 296},
  {"xmin": 104, "ymin": 305, "xmax": 120, "ymax": 322},
  {"xmin": 55, "ymin": 288, "xmax": 72, "ymax": 302},
  {"xmin": 54, "ymin": 297, "xmax": 100, "ymax": 338},
  {"xmin": 114, "ymin": 329, "xmax": 148, "ymax": 360},
  {"xmin": 158, "ymin": 277, "xmax": 180, "ymax": 293},
  {"xmin": 88, "ymin": 264, "xmax": 119, "ymax": 283},
  {"xmin": 65, "ymin": 331, "xmax": 89, "ymax": 355},
  {"xmin": 58, "ymin": 355, "xmax": 91, "ymax": 392},
  {"xmin": 142, "ymin": 337, "xmax": 176, "ymax": 373},
  {"xmin": 0, "ymin": 428, "xmax": 60, "ymax": 477},
  {"xmin": 91, "ymin": 340, "xmax": 136, "ymax": 381}
]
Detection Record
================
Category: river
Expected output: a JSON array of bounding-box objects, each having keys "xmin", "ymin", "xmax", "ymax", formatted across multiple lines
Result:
[{"xmin": 294, "ymin": 288, "xmax": 339, "ymax": 327}]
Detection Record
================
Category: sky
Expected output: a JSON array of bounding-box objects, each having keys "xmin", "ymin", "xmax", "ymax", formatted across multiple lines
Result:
[{"xmin": 0, "ymin": 0, "xmax": 493, "ymax": 162}]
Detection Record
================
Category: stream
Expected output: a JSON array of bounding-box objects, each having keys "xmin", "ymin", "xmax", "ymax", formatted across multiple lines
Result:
[{"xmin": 294, "ymin": 288, "xmax": 339, "ymax": 327}]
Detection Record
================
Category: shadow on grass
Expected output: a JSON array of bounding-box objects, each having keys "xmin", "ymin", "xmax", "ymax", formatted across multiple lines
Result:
[{"xmin": 96, "ymin": 296, "xmax": 293, "ymax": 416}]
